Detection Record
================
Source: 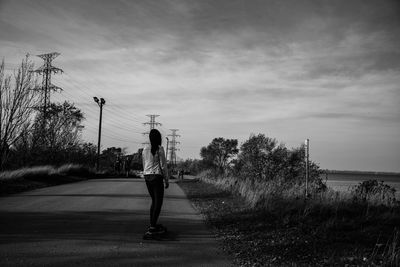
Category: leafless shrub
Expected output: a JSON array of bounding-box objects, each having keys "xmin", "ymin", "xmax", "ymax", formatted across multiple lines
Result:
[{"xmin": 0, "ymin": 56, "xmax": 39, "ymax": 169}]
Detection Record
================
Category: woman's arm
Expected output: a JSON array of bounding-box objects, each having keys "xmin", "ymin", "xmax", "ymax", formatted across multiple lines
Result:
[
  {"xmin": 142, "ymin": 149, "xmax": 146, "ymax": 171},
  {"xmin": 160, "ymin": 146, "xmax": 169, "ymax": 180},
  {"xmin": 159, "ymin": 147, "xmax": 169, "ymax": 188}
]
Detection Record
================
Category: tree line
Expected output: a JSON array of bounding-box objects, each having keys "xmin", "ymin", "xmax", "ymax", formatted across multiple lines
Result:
[{"xmin": 179, "ymin": 134, "xmax": 324, "ymax": 192}]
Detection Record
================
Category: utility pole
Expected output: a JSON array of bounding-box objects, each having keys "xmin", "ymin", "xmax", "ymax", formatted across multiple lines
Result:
[
  {"xmin": 32, "ymin": 52, "xmax": 63, "ymax": 135},
  {"xmin": 142, "ymin": 114, "xmax": 162, "ymax": 144},
  {"xmin": 168, "ymin": 129, "xmax": 180, "ymax": 172},
  {"xmin": 305, "ymin": 138, "xmax": 310, "ymax": 198},
  {"xmin": 165, "ymin": 137, "xmax": 169, "ymax": 160},
  {"xmin": 94, "ymin": 97, "xmax": 105, "ymax": 172}
]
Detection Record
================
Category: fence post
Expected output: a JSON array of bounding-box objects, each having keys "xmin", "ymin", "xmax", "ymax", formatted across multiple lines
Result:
[{"xmin": 305, "ymin": 139, "xmax": 309, "ymax": 198}]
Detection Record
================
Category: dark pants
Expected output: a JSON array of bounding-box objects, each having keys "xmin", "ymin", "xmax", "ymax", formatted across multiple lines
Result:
[{"xmin": 144, "ymin": 175, "xmax": 164, "ymax": 227}]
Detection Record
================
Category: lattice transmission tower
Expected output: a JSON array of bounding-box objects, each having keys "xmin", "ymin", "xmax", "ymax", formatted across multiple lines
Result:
[
  {"xmin": 168, "ymin": 129, "xmax": 180, "ymax": 169},
  {"xmin": 142, "ymin": 114, "xmax": 162, "ymax": 144},
  {"xmin": 32, "ymin": 52, "xmax": 63, "ymax": 130}
]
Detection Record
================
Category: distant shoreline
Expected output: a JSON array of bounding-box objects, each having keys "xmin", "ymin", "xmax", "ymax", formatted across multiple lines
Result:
[
  {"xmin": 320, "ymin": 170, "xmax": 400, "ymax": 183},
  {"xmin": 324, "ymin": 170, "xmax": 400, "ymax": 176}
]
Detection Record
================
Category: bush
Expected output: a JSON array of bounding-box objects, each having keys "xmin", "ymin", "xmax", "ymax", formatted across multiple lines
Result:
[
  {"xmin": 234, "ymin": 134, "xmax": 325, "ymax": 194},
  {"xmin": 0, "ymin": 165, "xmax": 53, "ymax": 181},
  {"xmin": 56, "ymin": 164, "xmax": 94, "ymax": 177},
  {"xmin": 352, "ymin": 179, "xmax": 397, "ymax": 206},
  {"xmin": 0, "ymin": 164, "xmax": 93, "ymax": 182},
  {"xmin": 0, "ymin": 164, "xmax": 95, "ymax": 195}
]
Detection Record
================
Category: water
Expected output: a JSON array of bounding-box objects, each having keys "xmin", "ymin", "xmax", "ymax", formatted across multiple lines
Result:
[{"xmin": 321, "ymin": 171, "xmax": 400, "ymax": 198}]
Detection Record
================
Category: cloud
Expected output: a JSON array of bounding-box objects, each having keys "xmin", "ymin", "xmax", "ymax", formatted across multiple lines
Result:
[{"xmin": 1, "ymin": 0, "xmax": 400, "ymax": 170}]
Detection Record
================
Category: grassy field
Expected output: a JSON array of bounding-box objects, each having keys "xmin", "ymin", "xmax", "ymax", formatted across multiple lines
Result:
[
  {"xmin": 178, "ymin": 177, "xmax": 400, "ymax": 266},
  {"xmin": 0, "ymin": 164, "xmax": 95, "ymax": 196}
]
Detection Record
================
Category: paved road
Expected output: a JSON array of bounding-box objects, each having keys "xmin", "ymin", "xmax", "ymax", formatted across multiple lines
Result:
[{"xmin": 0, "ymin": 178, "xmax": 231, "ymax": 266}]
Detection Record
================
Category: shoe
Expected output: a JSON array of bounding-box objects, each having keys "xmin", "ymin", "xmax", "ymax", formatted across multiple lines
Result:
[
  {"xmin": 155, "ymin": 224, "xmax": 167, "ymax": 233},
  {"xmin": 147, "ymin": 224, "xmax": 167, "ymax": 233},
  {"xmin": 143, "ymin": 226, "xmax": 166, "ymax": 240},
  {"xmin": 143, "ymin": 230, "xmax": 158, "ymax": 240}
]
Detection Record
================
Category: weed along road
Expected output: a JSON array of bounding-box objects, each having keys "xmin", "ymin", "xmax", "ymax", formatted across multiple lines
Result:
[{"xmin": 0, "ymin": 178, "xmax": 231, "ymax": 267}]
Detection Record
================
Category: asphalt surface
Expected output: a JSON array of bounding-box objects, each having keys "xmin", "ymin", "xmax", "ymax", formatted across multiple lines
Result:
[{"xmin": 0, "ymin": 178, "xmax": 231, "ymax": 267}]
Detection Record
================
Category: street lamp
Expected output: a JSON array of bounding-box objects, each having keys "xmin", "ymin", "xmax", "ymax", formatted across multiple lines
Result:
[
  {"xmin": 166, "ymin": 137, "xmax": 169, "ymax": 161},
  {"xmin": 94, "ymin": 97, "xmax": 105, "ymax": 171}
]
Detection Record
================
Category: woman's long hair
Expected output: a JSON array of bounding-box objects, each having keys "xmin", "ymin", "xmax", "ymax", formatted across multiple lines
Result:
[{"xmin": 149, "ymin": 129, "xmax": 162, "ymax": 156}]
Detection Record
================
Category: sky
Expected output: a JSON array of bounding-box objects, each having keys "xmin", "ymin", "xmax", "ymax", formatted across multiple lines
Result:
[{"xmin": 0, "ymin": 0, "xmax": 399, "ymax": 172}]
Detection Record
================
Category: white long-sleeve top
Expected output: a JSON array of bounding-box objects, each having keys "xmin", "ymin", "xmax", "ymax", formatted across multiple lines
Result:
[{"xmin": 142, "ymin": 145, "xmax": 168, "ymax": 179}]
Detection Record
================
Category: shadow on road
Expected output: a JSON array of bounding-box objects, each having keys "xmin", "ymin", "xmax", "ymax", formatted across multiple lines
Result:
[
  {"xmin": 0, "ymin": 210, "xmax": 216, "ymax": 243},
  {"xmin": 0, "ymin": 210, "xmax": 228, "ymax": 266},
  {"xmin": 10, "ymin": 193, "xmax": 188, "ymax": 200}
]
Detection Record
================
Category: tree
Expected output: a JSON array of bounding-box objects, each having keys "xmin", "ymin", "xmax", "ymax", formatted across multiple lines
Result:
[
  {"xmin": 129, "ymin": 148, "xmax": 143, "ymax": 170},
  {"xmin": 45, "ymin": 101, "xmax": 84, "ymax": 150},
  {"xmin": 100, "ymin": 147, "xmax": 124, "ymax": 171},
  {"xmin": 73, "ymin": 142, "xmax": 97, "ymax": 167},
  {"xmin": 5, "ymin": 100, "xmax": 87, "ymax": 167},
  {"xmin": 200, "ymin": 137, "xmax": 238, "ymax": 173},
  {"xmin": 0, "ymin": 56, "xmax": 39, "ymax": 169},
  {"xmin": 237, "ymin": 134, "xmax": 283, "ymax": 181},
  {"xmin": 177, "ymin": 158, "xmax": 205, "ymax": 175},
  {"xmin": 26, "ymin": 101, "xmax": 85, "ymax": 164}
]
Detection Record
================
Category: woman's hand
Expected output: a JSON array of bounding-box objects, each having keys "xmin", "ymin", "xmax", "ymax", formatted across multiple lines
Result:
[{"xmin": 164, "ymin": 180, "xmax": 169, "ymax": 189}]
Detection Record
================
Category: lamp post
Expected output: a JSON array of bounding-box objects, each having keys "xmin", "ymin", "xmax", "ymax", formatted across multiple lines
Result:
[
  {"xmin": 94, "ymin": 97, "xmax": 105, "ymax": 172},
  {"xmin": 166, "ymin": 137, "xmax": 169, "ymax": 161},
  {"xmin": 305, "ymin": 139, "xmax": 310, "ymax": 198}
]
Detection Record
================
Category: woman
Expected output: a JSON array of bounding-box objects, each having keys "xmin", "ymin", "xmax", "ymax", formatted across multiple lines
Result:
[{"xmin": 142, "ymin": 129, "xmax": 169, "ymax": 238}]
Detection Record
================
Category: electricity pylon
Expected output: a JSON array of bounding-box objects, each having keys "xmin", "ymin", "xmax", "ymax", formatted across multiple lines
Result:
[
  {"xmin": 168, "ymin": 129, "xmax": 180, "ymax": 169},
  {"xmin": 32, "ymin": 52, "xmax": 63, "ymax": 133},
  {"xmin": 142, "ymin": 114, "xmax": 162, "ymax": 144}
]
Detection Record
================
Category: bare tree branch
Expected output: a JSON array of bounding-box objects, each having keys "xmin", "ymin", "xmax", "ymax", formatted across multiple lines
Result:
[{"xmin": 0, "ymin": 55, "xmax": 39, "ymax": 169}]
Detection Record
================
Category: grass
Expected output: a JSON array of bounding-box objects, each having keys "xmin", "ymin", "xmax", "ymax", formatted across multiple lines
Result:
[
  {"xmin": 177, "ymin": 177, "xmax": 400, "ymax": 266},
  {"xmin": 0, "ymin": 164, "xmax": 96, "ymax": 196}
]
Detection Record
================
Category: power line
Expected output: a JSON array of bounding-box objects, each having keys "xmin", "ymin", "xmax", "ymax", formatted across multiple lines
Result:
[
  {"xmin": 102, "ymin": 123, "xmax": 143, "ymax": 134},
  {"xmin": 61, "ymin": 72, "xmax": 146, "ymax": 123},
  {"xmin": 83, "ymin": 122, "xmax": 144, "ymax": 143},
  {"xmin": 57, "ymin": 79, "xmax": 146, "ymax": 129},
  {"xmin": 105, "ymin": 106, "xmax": 144, "ymax": 124},
  {"xmin": 102, "ymin": 108, "xmax": 145, "ymax": 130},
  {"xmin": 57, "ymin": 87, "xmax": 145, "ymax": 149},
  {"xmin": 49, "ymin": 71, "xmax": 173, "ymax": 151},
  {"xmin": 59, "ymin": 88, "xmax": 146, "ymax": 133}
]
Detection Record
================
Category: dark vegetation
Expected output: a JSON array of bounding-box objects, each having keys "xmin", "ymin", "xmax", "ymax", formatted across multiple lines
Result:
[
  {"xmin": 0, "ymin": 57, "xmax": 98, "ymax": 171},
  {"xmin": 178, "ymin": 134, "xmax": 400, "ymax": 266},
  {"xmin": 179, "ymin": 178, "xmax": 399, "ymax": 266}
]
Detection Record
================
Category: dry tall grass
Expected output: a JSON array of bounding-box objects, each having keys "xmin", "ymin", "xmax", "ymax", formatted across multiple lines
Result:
[
  {"xmin": 0, "ymin": 164, "xmax": 93, "ymax": 182},
  {"xmin": 199, "ymin": 170, "xmax": 398, "ymax": 209},
  {"xmin": 197, "ymin": 170, "xmax": 400, "ymax": 265}
]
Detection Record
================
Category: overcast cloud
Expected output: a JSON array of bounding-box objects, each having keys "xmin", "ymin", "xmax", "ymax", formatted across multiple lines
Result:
[{"xmin": 1, "ymin": 0, "xmax": 399, "ymax": 171}]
